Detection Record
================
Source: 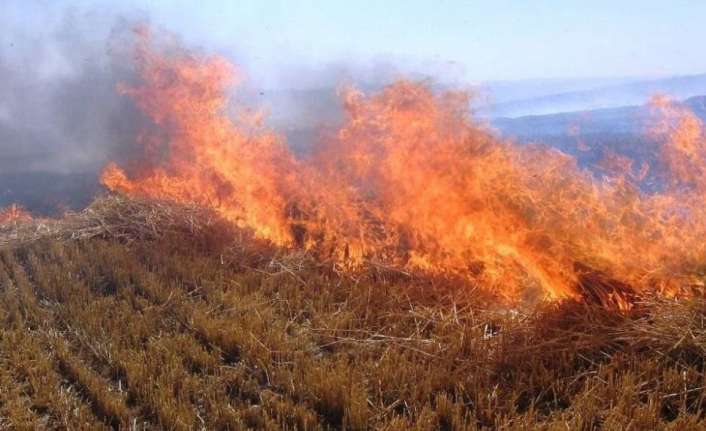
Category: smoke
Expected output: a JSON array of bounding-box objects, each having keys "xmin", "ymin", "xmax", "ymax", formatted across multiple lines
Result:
[
  {"xmin": 0, "ymin": 2, "xmax": 475, "ymax": 212},
  {"xmin": 0, "ymin": 4, "xmax": 436, "ymax": 172},
  {"xmin": 0, "ymin": 5, "xmax": 147, "ymax": 175}
]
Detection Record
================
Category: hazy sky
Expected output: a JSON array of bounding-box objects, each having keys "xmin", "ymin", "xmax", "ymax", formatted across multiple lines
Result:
[
  {"xmin": 8, "ymin": 0, "xmax": 704, "ymax": 84},
  {"xmin": 5, "ymin": 0, "xmax": 706, "ymax": 85},
  {"xmin": 1, "ymin": 0, "xmax": 705, "ymax": 187}
]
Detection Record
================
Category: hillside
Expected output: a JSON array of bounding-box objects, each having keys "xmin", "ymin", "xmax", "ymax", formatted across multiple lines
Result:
[
  {"xmin": 483, "ymin": 74, "xmax": 706, "ymax": 118},
  {"xmin": 0, "ymin": 196, "xmax": 705, "ymax": 429},
  {"xmin": 492, "ymin": 95, "xmax": 706, "ymax": 181},
  {"xmin": 494, "ymin": 95, "xmax": 706, "ymax": 138}
]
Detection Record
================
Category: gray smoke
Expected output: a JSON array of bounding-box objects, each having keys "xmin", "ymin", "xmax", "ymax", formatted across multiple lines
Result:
[
  {"xmin": 0, "ymin": 5, "xmax": 146, "ymax": 175},
  {"xmin": 0, "ymin": 2, "xmax": 466, "ymax": 213}
]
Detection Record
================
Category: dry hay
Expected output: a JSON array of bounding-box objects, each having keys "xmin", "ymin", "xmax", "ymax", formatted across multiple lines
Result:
[
  {"xmin": 0, "ymin": 194, "xmax": 692, "ymax": 311},
  {"xmin": 0, "ymin": 194, "xmax": 225, "ymax": 249}
]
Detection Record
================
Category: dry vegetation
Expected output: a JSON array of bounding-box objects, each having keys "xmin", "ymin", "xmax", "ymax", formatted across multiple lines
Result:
[{"xmin": 0, "ymin": 196, "xmax": 705, "ymax": 430}]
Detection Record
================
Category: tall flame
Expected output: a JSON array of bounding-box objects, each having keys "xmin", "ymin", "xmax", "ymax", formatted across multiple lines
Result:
[
  {"xmin": 102, "ymin": 31, "xmax": 706, "ymax": 304},
  {"xmin": 102, "ymin": 29, "xmax": 297, "ymax": 245}
]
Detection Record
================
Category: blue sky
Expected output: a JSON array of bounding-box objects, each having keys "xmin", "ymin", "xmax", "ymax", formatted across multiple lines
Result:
[{"xmin": 7, "ymin": 0, "xmax": 706, "ymax": 84}]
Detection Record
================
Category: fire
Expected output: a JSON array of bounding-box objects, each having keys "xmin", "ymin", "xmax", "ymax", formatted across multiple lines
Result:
[
  {"xmin": 0, "ymin": 204, "xmax": 32, "ymax": 224},
  {"xmin": 102, "ymin": 31, "xmax": 706, "ymax": 305},
  {"xmin": 101, "ymin": 30, "xmax": 297, "ymax": 245}
]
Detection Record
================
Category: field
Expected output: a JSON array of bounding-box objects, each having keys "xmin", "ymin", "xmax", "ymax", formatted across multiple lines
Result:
[{"xmin": 0, "ymin": 197, "xmax": 703, "ymax": 430}]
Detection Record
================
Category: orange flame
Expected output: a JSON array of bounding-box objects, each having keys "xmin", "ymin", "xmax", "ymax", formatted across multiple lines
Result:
[
  {"xmin": 102, "ymin": 31, "xmax": 706, "ymax": 305},
  {"xmin": 0, "ymin": 204, "xmax": 32, "ymax": 224},
  {"xmin": 102, "ymin": 30, "xmax": 297, "ymax": 245}
]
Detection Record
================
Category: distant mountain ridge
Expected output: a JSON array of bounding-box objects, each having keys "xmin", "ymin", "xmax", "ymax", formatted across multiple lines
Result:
[
  {"xmin": 482, "ymin": 74, "xmax": 706, "ymax": 118},
  {"xmin": 492, "ymin": 94, "xmax": 706, "ymax": 189},
  {"xmin": 493, "ymin": 94, "xmax": 706, "ymax": 138}
]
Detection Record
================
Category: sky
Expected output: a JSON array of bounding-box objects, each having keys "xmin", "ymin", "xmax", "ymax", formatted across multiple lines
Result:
[
  {"xmin": 1, "ymin": 0, "xmax": 705, "ymax": 195},
  {"xmin": 7, "ymin": 0, "xmax": 704, "ymax": 85}
]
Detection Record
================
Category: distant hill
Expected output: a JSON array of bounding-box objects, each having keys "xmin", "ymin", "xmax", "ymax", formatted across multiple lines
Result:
[
  {"xmin": 493, "ymin": 95, "xmax": 706, "ymax": 187},
  {"xmin": 494, "ymin": 94, "xmax": 706, "ymax": 139},
  {"xmin": 483, "ymin": 74, "xmax": 706, "ymax": 118},
  {"xmin": 474, "ymin": 76, "xmax": 641, "ymax": 108}
]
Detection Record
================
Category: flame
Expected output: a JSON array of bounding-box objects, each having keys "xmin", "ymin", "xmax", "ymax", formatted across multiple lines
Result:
[
  {"xmin": 102, "ymin": 31, "xmax": 706, "ymax": 305},
  {"xmin": 0, "ymin": 204, "xmax": 32, "ymax": 224},
  {"xmin": 101, "ymin": 30, "xmax": 297, "ymax": 245}
]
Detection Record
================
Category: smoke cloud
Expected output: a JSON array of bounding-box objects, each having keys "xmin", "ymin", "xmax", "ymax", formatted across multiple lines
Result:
[
  {"xmin": 0, "ymin": 6, "xmax": 149, "ymax": 175},
  {"xmin": 0, "ymin": 2, "xmax": 469, "ymax": 213}
]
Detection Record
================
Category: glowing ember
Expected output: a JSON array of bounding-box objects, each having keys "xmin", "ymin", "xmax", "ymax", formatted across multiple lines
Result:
[{"xmin": 102, "ymin": 30, "xmax": 706, "ymax": 305}]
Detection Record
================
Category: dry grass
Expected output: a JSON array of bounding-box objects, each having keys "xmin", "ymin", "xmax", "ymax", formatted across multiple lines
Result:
[
  {"xmin": 0, "ymin": 195, "xmax": 705, "ymax": 429},
  {"xmin": 0, "ymin": 194, "xmax": 240, "ymax": 249}
]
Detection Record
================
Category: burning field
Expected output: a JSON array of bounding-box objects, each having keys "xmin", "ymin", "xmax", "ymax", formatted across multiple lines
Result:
[
  {"xmin": 100, "ymin": 30, "xmax": 706, "ymax": 308},
  {"xmin": 2, "ymin": 28, "xmax": 706, "ymax": 430}
]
